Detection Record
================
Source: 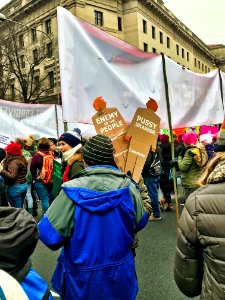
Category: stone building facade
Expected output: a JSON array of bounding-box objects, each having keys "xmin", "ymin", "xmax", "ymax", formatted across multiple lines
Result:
[{"xmin": 0, "ymin": 0, "xmax": 222, "ymax": 103}]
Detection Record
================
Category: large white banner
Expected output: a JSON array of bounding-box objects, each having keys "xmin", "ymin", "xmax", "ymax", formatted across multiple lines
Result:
[
  {"xmin": 57, "ymin": 7, "xmax": 224, "ymax": 129},
  {"xmin": 0, "ymin": 99, "xmax": 64, "ymax": 140},
  {"xmin": 220, "ymin": 70, "xmax": 225, "ymax": 111},
  {"xmin": 165, "ymin": 57, "xmax": 224, "ymax": 127},
  {"xmin": 57, "ymin": 7, "xmax": 166, "ymax": 124}
]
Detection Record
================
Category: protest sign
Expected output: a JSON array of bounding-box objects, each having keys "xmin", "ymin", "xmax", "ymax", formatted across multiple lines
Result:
[
  {"xmin": 52, "ymin": 160, "xmax": 62, "ymax": 199},
  {"xmin": 92, "ymin": 97, "xmax": 129, "ymax": 171},
  {"xmin": 125, "ymin": 100, "xmax": 160, "ymax": 182}
]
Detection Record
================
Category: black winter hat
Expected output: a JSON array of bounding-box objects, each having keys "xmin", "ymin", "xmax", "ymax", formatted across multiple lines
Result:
[
  {"xmin": 58, "ymin": 128, "xmax": 82, "ymax": 148},
  {"xmin": 0, "ymin": 148, "xmax": 6, "ymax": 162},
  {"xmin": 83, "ymin": 135, "xmax": 115, "ymax": 166}
]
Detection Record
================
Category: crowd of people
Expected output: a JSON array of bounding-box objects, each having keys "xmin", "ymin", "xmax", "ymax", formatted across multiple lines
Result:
[{"xmin": 1, "ymin": 122, "xmax": 225, "ymax": 299}]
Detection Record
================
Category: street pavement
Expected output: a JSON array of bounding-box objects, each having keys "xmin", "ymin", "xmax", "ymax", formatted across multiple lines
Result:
[{"xmin": 31, "ymin": 196, "xmax": 199, "ymax": 300}]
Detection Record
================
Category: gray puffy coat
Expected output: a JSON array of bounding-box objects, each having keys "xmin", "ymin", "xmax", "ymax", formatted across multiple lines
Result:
[{"xmin": 174, "ymin": 156, "xmax": 225, "ymax": 299}]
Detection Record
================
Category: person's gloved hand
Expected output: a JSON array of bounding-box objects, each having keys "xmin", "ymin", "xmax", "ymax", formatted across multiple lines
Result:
[
  {"xmin": 170, "ymin": 159, "xmax": 178, "ymax": 168},
  {"xmin": 178, "ymin": 147, "xmax": 186, "ymax": 158}
]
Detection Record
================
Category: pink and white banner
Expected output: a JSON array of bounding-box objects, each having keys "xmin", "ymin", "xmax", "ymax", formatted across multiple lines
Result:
[{"xmin": 57, "ymin": 7, "xmax": 224, "ymax": 129}]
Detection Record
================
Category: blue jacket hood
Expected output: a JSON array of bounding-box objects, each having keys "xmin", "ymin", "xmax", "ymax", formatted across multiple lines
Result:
[{"xmin": 63, "ymin": 186, "xmax": 131, "ymax": 214}]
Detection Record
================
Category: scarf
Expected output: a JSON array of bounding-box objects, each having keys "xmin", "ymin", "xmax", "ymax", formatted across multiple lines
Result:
[
  {"xmin": 62, "ymin": 144, "xmax": 82, "ymax": 162},
  {"xmin": 62, "ymin": 144, "xmax": 82, "ymax": 182}
]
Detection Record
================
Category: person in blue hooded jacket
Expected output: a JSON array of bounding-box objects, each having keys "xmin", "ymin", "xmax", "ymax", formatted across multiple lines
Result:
[{"xmin": 38, "ymin": 134, "xmax": 148, "ymax": 300}]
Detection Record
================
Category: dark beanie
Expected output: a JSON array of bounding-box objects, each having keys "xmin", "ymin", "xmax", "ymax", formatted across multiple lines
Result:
[
  {"xmin": 58, "ymin": 129, "xmax": 82, "ymax": 148},
  {"xmin": 0, "ymin": 148, "xmax": 6, "ymax": 162},
  {"xmin": 83, "ymin": 135, "xmax": 115, "ymax": 166}
]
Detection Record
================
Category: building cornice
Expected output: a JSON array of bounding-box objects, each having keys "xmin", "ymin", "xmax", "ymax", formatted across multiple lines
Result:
[{"xmin": 141, "ymin": 0, "xmax": 216, "ymax": 62}]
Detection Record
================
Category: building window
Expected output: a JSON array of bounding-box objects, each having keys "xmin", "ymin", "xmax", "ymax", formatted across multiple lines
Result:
[
  {"xmin": 118, "ymin": 17, "xmax": 122, "ymax": 31},
  {"xmin": 46, "ymin": 42, "xmax": 53, "ymax": 58},
  {"xmin": 143, "ymin": 20, "xmax": 147, "ymax": 34},
  {"xmin": 143, "ymin": 43, "xmax": 148, "ymax": 52},
  {"xmin": 166, "ymin": 37, "xmax": 170, "ymax": 49},
  {"xmin": 20, "ymin": 55, "xmax": 25, "ymax": 69},
  {"xmin": 205, "ymin": 65, "xmax": 207, "ymax": 73},
  {"xmin": 33, "ymin": 49, "xmax": 38, "ymax": 64},
  {"xmin": 95, "ymin": 11, "xmax": 103, "ymax": 26},
  {"xmin": 31, "ymin": 28, "xmax": 37, "ymax": 42},
  {"xmin": 152, "ymin": 47, "xmax": 157, "ymax": 53},
  {"xmin": 176, "ymin": 44, "xmax": 179, "ymax": 55},
  {"xmin": 152, "ymin": 26, "xmax": 156, "ymax": 39},
  {"xmin": 202, "ymin": 63, "xmax": 204, "ymax": 71},
  {"xmin": 34, "ymin": 76, "xmax": 40, "ymax": 92},
  {"xmin": 159, "ymin": 32, "xmax": 163, "ymax": 44},
  {"xmin": 45, "ymin": 19, "xmax": 51, "ymax": 34},
  {"xmin": 198, "ymin": 61, "xmax": 200, "ymax": 69},
  {"xmin": 48, "ymin": 71, "xmax": 54, "ymax": 89},
  {"xmin": 19, "ymin": 34, "xmax": 24, "ymax": 48},
  {"xmin": 208, "ymin": 67, "xmax": 210, "ymax": 72},
  {"xmin": 11, "ymin": 84, "xmax": 15, "ymax": 99},
  {"xmin": 194, "ymin": 58, "xmax": 197, "ymax": 67},
  {"xmin": 187, "ymin": 52, "xmax": 189, "ymax": 62},
  {"xmin": 182, "ymin": 48, "xmax": 184, "ymax": 58}
]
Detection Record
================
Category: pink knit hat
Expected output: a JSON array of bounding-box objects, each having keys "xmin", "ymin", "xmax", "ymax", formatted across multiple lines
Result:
[
  {"xmin": 182, "ymin": 132, "xmax": 198, "ymax": 145},
  {"xmin": 160, "ymin": 134, "xmax": 170, "ymax": 143}
]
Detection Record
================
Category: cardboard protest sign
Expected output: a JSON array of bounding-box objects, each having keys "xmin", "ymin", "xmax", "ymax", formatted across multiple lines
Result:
[
  {"xmin": 92, "ymin": 97, "xmax": 129, "ymax": 171},
  {"xmin": 52, "ymin": 160, "xmax": 63, "ymax": 199},
  {"xmin": 125, "ymin": 98, "xmax": 160, "ymax": 182}
]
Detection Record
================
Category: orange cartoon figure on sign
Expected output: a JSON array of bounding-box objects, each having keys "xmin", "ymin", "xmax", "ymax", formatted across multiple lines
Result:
[
  {"xmin": 125, "ymin": 98, "xmax": 161, "ymax": 182},
  {"xmin": 92, "ymin": 96, "xmax": 129, "ymax": 171}
]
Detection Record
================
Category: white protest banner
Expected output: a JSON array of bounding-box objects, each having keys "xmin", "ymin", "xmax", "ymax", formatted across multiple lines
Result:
[
  {"xmin": 57, "ymin": 7, "xmax": 165, "ymax": 125},
  {"xmin": 165, "ymin": 57, "xmax": 224, "ymax": 127},
  {"xmin": 0, "ymin": 99, "xmax": 64, "ymax": 139},
  {"xmin": 220, "ymin": 71, "xmax": 225, "ymax": 111},
  {"xmin": 57, "ymin": 7, "xmax": 225, "ymax": 129},
  {"xmin": 0, "ymin": 133, "xmax": 11, "ymax": 148}
]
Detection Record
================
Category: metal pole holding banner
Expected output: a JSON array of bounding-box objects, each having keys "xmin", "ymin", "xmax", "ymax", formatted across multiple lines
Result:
[
  {"xmin": 161, "ymin": 53, "xmax": 179, "ymax": 222},
  {"xmin": 218, "ymin": 68, "xmax": 225, "ymax": 115},
  {"xmin": 63, "ymin": 121, "xmax": 68, "ymax": 132},
  {"xmin": 54, "ymin": 104, "xmax": 59, "ymax": 138}
]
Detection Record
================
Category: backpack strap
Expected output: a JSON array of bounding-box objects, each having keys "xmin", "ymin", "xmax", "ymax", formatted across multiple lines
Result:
[{"xmin": 37, "ymin": 151, "xmax": 49, "ymax": 157}]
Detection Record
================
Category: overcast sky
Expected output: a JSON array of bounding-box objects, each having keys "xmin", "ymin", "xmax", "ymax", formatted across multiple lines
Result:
[
  {"xmin": 163, "ymin": 0, "xmax": 225, "ymax": 45},
  {"xmin": 1, "ymin": 0, "xmax": 224, "ymax": 45}
]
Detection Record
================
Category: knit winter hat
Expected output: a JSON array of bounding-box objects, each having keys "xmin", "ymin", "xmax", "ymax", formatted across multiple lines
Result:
[
  {"xmin": 200, "ymin": 133, "xmax": 213, "ymax": 145},
  {"xmin": 182, "ymin": 132, "xmax": 198, "ymax": 145},
  {"xmin": 160, "ymin": 134, "xmax": 169, "ymax": 143},
  {"xmin": 177, "ymin": 134, "xmax": 184, "ymax": 143},
  {"xmin": 216, "ymin": 120, "xmax": 225, "ymax": 146},
  {"xmin": 0, "ymin": 148, "xmax": 6, "ymax": 162},
  {"xmin": 83, "ymin": 135, "xmax": 115, "ymax": 166},
  {"xmin": 24, "ymin": 134, "xmax": 35, "ymax": 147},
  {"xmin": 4, "ymin": 143, "xmax": 22, "ymax": 155},
  {"xmin": 58, "ymin": 128, "xmax": 82, "ymax": 148}
]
